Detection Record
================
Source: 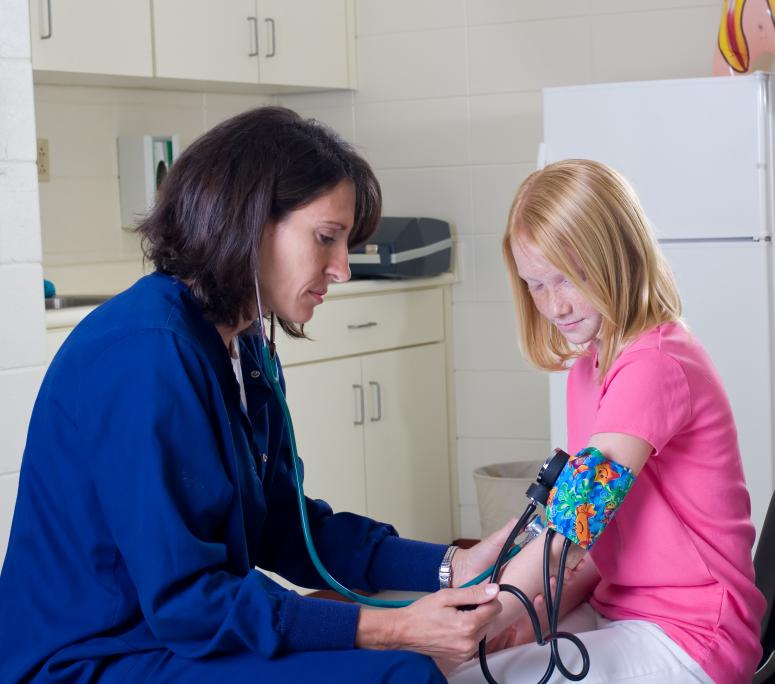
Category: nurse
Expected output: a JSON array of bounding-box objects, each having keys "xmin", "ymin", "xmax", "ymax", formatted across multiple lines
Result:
[{"xmin": 0, "ymin": 107, "xmax": 506, "ymax": 683}]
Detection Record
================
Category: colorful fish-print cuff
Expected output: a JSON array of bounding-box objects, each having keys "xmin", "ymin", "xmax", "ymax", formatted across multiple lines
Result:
[{"xmin": 545, "ymin": 447, "xmax": 636, "ymax": 550}]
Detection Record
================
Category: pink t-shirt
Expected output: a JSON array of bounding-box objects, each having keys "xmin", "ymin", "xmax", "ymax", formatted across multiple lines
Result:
[{"xmin": 567, "ymin": 322, "xmax": 765, "ymax": 684}]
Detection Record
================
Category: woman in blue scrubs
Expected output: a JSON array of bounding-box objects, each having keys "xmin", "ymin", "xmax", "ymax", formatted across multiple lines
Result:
[{"xmin": 0, "ymin": 107, "xmax": 506, "ymax": 683}]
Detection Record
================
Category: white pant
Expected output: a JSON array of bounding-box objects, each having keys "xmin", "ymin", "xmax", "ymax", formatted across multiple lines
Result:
[{"xmin": 448, "ymin": 603, "xmax": 714, "ymax": 684}]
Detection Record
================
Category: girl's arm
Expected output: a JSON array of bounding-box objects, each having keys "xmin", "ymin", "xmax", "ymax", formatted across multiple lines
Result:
[
  {"xmin": 482, "ymin": 527, "xmax": 592, "ymax": 645},
  {"xmin": 486, "ymin": 431, "xmax": 652, "ymax": 647},
  {"xmin": 588, "ymin": 432, "xmax": 652, "ymax": 474},
  {"xmin": 489, "ymin": 554, "xmax": 600, "ymax": 650}
]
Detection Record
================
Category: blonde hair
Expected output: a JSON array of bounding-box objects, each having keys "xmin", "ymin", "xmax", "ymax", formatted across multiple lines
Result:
[{"xmin": 503, "ymin": 159, "xmax": 681, "ymax": 380}]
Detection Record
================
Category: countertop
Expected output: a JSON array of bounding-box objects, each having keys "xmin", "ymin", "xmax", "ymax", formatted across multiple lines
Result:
[{"xmin": 45, "ymin": 273, "xmax": 456, "ymax": 330}]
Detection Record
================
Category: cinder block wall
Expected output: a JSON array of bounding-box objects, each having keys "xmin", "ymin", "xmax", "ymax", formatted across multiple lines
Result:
[
  {"xmin": 279, "ymin": 0, "xmax": 721, "ymax": 537},
  {"xmin": 0, "ymin": 0, "xmax": 47, "ymax": 565}
]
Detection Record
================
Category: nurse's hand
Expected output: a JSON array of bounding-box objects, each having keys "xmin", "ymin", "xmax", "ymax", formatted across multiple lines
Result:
[
  {"xmin": 355, "ymin": 583, "xmax": 501, "ymax": 667},
  {"xmin": 450, "ymin": 517, "xmax": 520, "ymax": 588}
]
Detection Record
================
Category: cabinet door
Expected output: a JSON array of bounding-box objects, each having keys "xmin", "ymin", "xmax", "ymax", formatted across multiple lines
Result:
[
  {"xmin": 257, "ymin": 0, "xmax": 350, "ymax": 88},
  {"xmin": 362, "ymin": 344, "xmax": 452, "ymax": 543},
  {"xmin": 29, "ymin": 0, "xmax": 153, "ymax": 76},
  {"xmin": 282, "ymin": 357, "xmax": 367, "ymax": 516},
  {"xmin": 153, "ymin": 0, "xmax": 258, "ymax": 83}
]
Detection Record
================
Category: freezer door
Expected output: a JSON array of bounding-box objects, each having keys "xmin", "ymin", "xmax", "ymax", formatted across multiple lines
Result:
[
  {"xmin": 548, "ymin": 241, "xmax": 773, "ymax": 538},
  {"xmin": 543, "ymin": 74, "xmax": 771, "ymax": 241}
]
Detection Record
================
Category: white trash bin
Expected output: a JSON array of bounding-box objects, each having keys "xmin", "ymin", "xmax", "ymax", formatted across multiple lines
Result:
[{"xmin": 473, "ymin": 460, "xmax": 545, "ymax": 539}]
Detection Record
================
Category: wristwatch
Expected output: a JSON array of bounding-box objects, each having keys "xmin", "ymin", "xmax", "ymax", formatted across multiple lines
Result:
[{"xmin": 439, "ymin": 545, "xmax": 458, "ymax": 589}]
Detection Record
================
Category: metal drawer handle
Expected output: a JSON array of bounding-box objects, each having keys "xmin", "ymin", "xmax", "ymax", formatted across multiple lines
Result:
[
  {"xmin": 41, "ymin": 0, "xmax": 53, "ymax": 39},
  {"xmin": 347, "ymin": 321, "xmax": 378, "ymax": 330},
  {"xmin": 265, "ymin": 17, "xmax": 276, "ymax": 58},
  {"xmin": 247, "ymin": 17, "xmax": 258, "ymax": 56},
  {"xmin": 353, "ymin": 384, "xmax": 364, "ymax": 425},
  {"xmin": 369, "ymin": 381, "xmax": 382, "ymax": 422}
]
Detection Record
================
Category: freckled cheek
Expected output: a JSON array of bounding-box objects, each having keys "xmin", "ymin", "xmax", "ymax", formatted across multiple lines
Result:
[
  {"xmin": 572, "ymin": 295, "xmax": 597, "ymax": 319},
  {"xmin": 530, "ymin": 292, "xmax": 552, "ymax": 318}
]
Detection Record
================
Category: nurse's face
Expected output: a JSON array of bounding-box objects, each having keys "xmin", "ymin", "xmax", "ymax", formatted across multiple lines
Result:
[
  {"xmin": 258, "ymin": 179, "xmax": 355, "ymax": 324},
  {"xmin": 511, "ymin": 237, "xmax": 602, "ymax": 346}
]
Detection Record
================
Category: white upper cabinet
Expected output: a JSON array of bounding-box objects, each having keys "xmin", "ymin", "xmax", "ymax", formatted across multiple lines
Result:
[
  {"xmin": 29, "ymin": 0, "xmax": 153, "ymax": 77},
  {"xmin": 153, "ymin": 0, "xmax": 354, "ymax": 89},
  {"xmin": 257, "ymin": 0, "xmax": 351, "ymax": 89},
  {"xmin": 153, "ymin": 0, "xmax": 259, "ymax": 84},
  {"xmin": 29, "ymin": 0, "xmax": 354, "ymax": 90}
]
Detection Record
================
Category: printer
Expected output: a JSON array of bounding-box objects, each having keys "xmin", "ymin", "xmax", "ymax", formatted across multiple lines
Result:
[{"xmin": 349, "ymin": 216, "xmax": 452, "ymax": 279}]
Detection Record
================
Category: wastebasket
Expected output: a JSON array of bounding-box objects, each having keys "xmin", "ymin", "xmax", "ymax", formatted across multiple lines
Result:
[{"xmin": 473, "ymin": 460, "xmax": 545, "ymax": 538}]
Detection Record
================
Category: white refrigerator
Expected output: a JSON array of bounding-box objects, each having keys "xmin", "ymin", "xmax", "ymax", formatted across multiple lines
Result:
[{"xmin": 542, "ymin": 73, "xmax": 775, "ymax": 537}]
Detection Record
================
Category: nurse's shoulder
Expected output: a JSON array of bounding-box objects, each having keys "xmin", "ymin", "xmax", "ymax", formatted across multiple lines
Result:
[
  {"xmin": 59, "ymin": 273, "xmax": 203, "ymax": 358},
  {"xmin": 45, "ymin": 272, "xmax": 219, "ymax": 399}
]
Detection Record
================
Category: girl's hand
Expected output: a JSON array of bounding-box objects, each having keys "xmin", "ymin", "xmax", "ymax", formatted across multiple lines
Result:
[
  {"xmin": 484, "ymin": 621, "xmax": 523, "ymax": 652},
  {"xmin": 356, "ymin": 583, "xmax": 502, "ymax": 666}
]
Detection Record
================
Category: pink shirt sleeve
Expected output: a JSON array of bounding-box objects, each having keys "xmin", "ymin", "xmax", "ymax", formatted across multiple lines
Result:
[{"xmin": 592, "ymin": 348, "xmax": 692, "ymax": 454}]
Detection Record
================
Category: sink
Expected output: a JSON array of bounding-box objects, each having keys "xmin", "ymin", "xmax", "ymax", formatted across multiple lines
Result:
[{"xmin": 44, "ymin": 295, "xmax": 112, "ymax": 310}]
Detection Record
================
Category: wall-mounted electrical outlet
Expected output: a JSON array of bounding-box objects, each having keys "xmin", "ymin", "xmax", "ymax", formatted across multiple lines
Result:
[{"xmin": 37, "ymin": 138, "xmax": 50, "ymax": 182}]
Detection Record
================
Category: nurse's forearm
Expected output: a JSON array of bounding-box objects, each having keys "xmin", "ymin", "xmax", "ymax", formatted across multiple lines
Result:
[{"xmin": 355, "ymin": 608, "xmax": 399, "ymax": 650}]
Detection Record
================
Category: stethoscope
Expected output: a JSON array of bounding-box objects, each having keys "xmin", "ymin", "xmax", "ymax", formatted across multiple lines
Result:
[
  {"xmin": 249, "ymin": 280, "xmax": 522, "ymax": 607},
  {"xmin": 250, "ymin": 279, "xmax": 590, "ymax": 681}
]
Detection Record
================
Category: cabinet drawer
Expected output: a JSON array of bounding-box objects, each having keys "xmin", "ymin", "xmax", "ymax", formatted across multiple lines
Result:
[{"xmin": 280, "ymin": 288, "xmax": 443, "ymax": 366}]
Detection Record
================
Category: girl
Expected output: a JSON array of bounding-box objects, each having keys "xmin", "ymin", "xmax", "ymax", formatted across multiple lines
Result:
[{"xmin": 451, "ymin": 159, "xmax": 764, "ymax": 683}]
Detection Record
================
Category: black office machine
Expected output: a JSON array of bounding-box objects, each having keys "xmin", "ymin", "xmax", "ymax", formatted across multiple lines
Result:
[{"xmin": 349, "ymin": 217, "xmax": 452, "ymax": 279}]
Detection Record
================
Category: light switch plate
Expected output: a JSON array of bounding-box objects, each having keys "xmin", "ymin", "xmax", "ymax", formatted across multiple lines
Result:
[{"xmin": 37, "ymin": 139, "xmax": 49, "ymax": 182}]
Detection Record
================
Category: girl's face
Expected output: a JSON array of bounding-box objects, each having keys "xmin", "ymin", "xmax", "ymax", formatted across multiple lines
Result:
[
  {"xmin": 258, "ymin": 179, "xmax": 355, "ymax": 324},
  {"xmin": 511, "ymin": 237, "xmax": 603, "ymax": 346}
]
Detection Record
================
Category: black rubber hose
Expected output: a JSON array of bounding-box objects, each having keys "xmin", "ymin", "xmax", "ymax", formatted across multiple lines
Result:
[{"xmin": 475, "ymin": 521, "xmax": 591, "ymax": 684}]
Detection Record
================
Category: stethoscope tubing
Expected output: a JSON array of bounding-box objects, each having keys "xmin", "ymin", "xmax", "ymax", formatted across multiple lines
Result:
[
  {"xmin": 255, "ymin": 311, "xmax": 590, "ymax": 680},
  {"xmin": 263, "ymin": 342, "xmax": 522, "ymax": 607}
]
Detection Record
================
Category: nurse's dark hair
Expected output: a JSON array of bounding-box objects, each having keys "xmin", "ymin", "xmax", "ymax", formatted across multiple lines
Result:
[{"xmin": 136, "ymin": 106, "xmax": 382, "ymax": 335}]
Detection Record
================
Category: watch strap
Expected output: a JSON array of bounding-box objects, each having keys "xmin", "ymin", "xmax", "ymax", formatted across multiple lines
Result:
[{"xmin": 438, "ymin": 545, "xmax": 458, "ymax": 589}]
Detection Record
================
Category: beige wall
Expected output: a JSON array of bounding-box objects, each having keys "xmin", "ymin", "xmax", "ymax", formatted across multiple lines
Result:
[
  {"xmin": 36, "ymin": 87, "xmax": 274, "ymax": 294},
  {"xmin": 279, "ymin": 0, "xmax": 721, "ymax": 537},
  {"xmin": 0, "ymin": 0, "xmax": 46, "ymax": 564}
]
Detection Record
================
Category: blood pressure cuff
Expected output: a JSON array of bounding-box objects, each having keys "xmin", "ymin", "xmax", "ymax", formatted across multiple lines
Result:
[{"xmin": 545, "ymin": 447, "xmax": 636, "ymax": 550}]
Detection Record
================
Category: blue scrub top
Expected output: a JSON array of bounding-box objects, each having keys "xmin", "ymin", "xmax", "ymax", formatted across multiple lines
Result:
[{"xmin": 0, "ymin": 273, "xmax": 446, "ymax": 683}]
